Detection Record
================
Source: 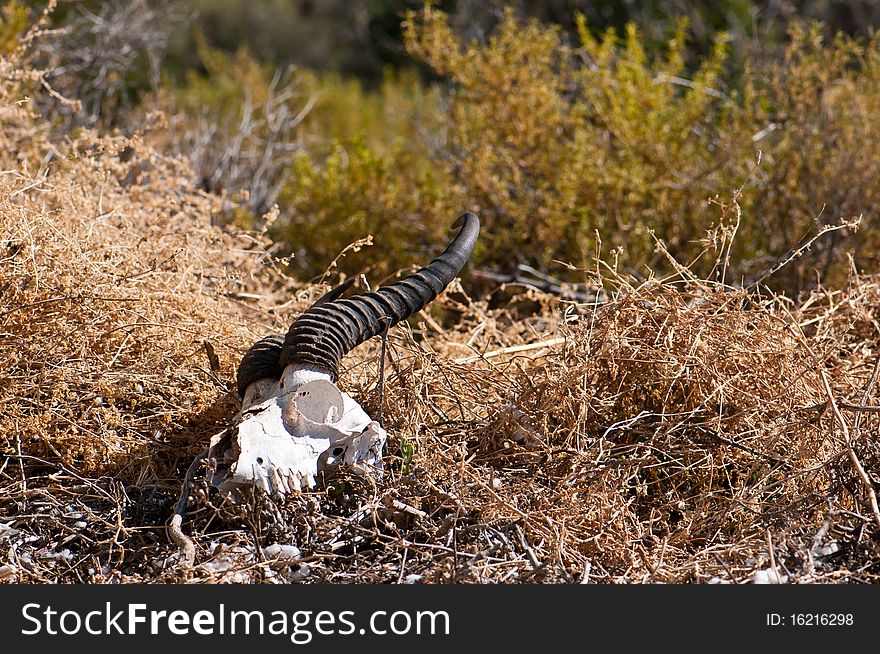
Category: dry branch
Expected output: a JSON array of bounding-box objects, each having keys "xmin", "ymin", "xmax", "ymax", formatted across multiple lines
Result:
[{"xmin": 820, "ymin": 370, "xmax": 880, "ymax": 531}]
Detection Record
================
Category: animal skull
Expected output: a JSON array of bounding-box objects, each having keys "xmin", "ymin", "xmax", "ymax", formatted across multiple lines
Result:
[
  {"xmin": 208, "ymin": 368, "xmax": 385, "ymax": 497},
  {"xmin": 206, "ymin": 212, "xmax": 480, "ymax": 499}
]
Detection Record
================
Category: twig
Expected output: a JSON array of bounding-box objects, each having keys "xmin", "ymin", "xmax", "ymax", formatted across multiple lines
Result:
[
  {"xmin": 805, "ymin": 504, "xmax": 835, "ymax": 576},
  {"xmin": 169, "ymin": 447, "xmax": 209, "ymax": 568},
  {"xmin": 472, "ymin": 266, "xmax": 601, "ymax": 303},
  {"xmin": 317, "ymin": 237, "xmax": 373, "ymax": 286},
  {"xmin": 767, "ymin": 530, "xmax": 781, "ymax": 582},
  {"xmin": 389, "ymin": 499, "xmax": 428, "ymax": 520},
  {"xmin": 454, "ymin": 337, "xmax": 565, "ymax": 364},
  {"xmin": 115, "ymin": 249, "xmax": 182, "ymax": 283},
  {"xmin": 747, "ymin": 217, "xmax": 861, "ymax": 291},
  {"xmin": 652, "ymin": 73, "xmax": 732, "ymax": 102},
  {"xmin": 853, "ymin": 356, "xmax": 880, "ymax": 431},
  {"xmin": 839, "ymin": 401, "xmax": 880, "ymax": 414},
  {"xmin": 702, "ymin": 428, "xmax": 791, "ymax": 469},
  {"xmin": 396, "ymin": 547, "xmax": 409, "ymax": 584},
  {"xmin": 820, "ymin": 370, "xmax": 880, "ymax": 531},
  {"xmin": 515, "ymin": 524, "xmax": 541, "ymax": 570},
  {"xmin": 581, "ymin": 561, "xmax": 592, "ymax": 584},
  {"xmin": 454, "ymin": 543, "xmax": 501, "ymax": 580},
  {"xmin": 376, "ymin": 316, "xmax": 392, "ymax": 427}
]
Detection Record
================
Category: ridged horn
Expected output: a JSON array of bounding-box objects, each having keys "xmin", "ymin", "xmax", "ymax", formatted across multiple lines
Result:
[
  {"xmin": 279, "ymin": 212, "xmax": 480, "ymax": 381},
  {"xmin": 235, "ymin": 278, "xmax": 358, "ymax": 397},
  {"xmin": 236, "ymin": 333, "xmax": 285, "ymax": 398}
]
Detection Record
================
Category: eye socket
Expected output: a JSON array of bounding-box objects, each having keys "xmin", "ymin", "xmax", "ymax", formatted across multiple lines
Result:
[
  {"xmin": 331, "ymin": 447, "xmax": 344, "ymax": 457},
  {"xmin": 256, "ymin": 457, "xmax": 264, "ymax": 465}
]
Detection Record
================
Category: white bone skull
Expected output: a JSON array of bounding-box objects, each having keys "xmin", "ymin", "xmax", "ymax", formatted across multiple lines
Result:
[
  {"xmin": 206, "ymin": 212, "xmax": 480, "ymax": 499},
  {"xmin": 208, "ymin": 367, "xmax": 386, "ymax": 497}
]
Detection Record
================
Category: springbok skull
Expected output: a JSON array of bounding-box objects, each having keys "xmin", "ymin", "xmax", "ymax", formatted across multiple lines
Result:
[{"xmin": 207, "ymin": 212, "xmax": 480, "ymax": 498}]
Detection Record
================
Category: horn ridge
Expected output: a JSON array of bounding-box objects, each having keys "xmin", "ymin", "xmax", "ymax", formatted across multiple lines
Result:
[
  {"xmin": 280, "ymin": 212, "xmax": 480, "ymax": 380},
  {"xmin": 235, "ymin": 332, "xmax": 285, "ymax": 398},
  {"xmin": 235, "ymin": 278, "xmax": 357, "ymax": 397}
]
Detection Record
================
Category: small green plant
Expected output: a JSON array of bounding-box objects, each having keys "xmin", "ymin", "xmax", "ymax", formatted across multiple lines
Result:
[{"xmin": 399, "ymin": 434, "xmax": 416, "ymax": 477}]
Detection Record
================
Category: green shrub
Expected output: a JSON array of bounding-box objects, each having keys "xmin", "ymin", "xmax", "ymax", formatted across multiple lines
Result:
[
  {"xmin": 0, "ymin": 1, "xmax": 29, "ymax": 55},
  {"xmin": 154, "ymin": 32, "xmax": 308, "ymax": 220},
  {"xmin": 404, "ymin": 8, "xmax": 756, "ymax": 275},
  {"xmin": 152, "ymin": 4, "xmax": 880, "ymax": 293},
  {"xmin": 277, "ymin": 68, "xmax": 451, "ymax": 281},
  {"xmin": 283, "ymin": 5, "xmax": 878, "ymax": 292},
  {"xmin": 745, "ymin": 24, "xmax": 880, "ymax": 290}
]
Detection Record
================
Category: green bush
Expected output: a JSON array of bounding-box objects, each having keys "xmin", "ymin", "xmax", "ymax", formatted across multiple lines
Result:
[
  {"xmin": 0, "ymin": 1, "xmax": 29, "ymax": 55},
  {"xmin": 110, "ymin": 3, "xmax": 880, "ymax": 293},
  {"xmin": 280, "ymin": 6, "xmax": 879, "ymax": 292},
  {"xmin": 278, "ymin": 68, "xmax": 450, "ymax": 280},
  {"xmin": 404, "ymin": 9, "xmax": 753, "ymax": 275},
  {"xmin": 746, "ymin": 24, "xmax": 880, "ymax": 290}
]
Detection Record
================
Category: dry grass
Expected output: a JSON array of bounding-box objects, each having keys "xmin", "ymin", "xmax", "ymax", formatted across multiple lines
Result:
[{"xmin": 2, "ymin": 46, "xmax": 880, "ymax": 585}]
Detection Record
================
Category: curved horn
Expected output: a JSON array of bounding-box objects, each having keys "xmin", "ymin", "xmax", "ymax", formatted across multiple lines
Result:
[
  {"xmin": 235, "ymin": 278, "xmax": 359, "ymax": 398},
  {"xmin": 236, "ymin": 332, "xmax": 285, "ymax": 398},
  {"xmin": 280, "ymin": 212, "xmax": 480, "ymax": 381}
]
